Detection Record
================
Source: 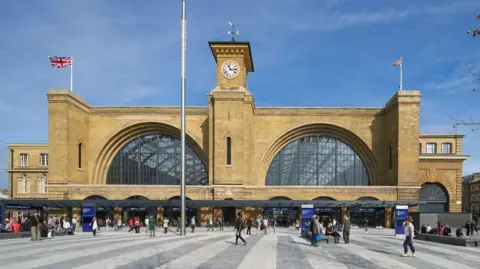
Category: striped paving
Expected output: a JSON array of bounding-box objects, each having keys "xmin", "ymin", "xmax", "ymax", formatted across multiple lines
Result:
[{"xmin": 0, "ymin": 228, "xmax": 477, "ymax": 269}]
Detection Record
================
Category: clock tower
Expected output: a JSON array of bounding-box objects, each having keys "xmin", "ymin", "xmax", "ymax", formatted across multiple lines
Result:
[
  {"xmin": 207, "ymin": 41, "xmax": 255, "ymax": 187},
  {"xmin": 208, "ymin": 41, "xmax": 254, "ymax": 90}
]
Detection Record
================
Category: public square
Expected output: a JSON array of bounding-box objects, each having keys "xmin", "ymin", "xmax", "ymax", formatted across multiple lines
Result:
[{"xmin": 0, "ymin": 228, "xmax": 478, "ymax": 269}]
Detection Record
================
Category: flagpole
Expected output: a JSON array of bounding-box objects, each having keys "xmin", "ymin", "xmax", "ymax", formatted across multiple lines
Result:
[
  {"xmin": 70, "ymin": 57, "xmax": 74, "ymax": 92},
  {"xmin": 399, "ymin": 58, "xmax": 403, "ymax": 90},
  {"xmin": 180, "ymin": 0, "xmax": 187, "ymax": 236}
]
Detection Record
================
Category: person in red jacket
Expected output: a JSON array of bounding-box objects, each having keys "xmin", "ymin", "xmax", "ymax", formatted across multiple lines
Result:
[
  {"xmin": 128, "ymin": 218, "xmax": 134, "ymax": 232},
  {"xmin": 134, "ymin": 217, "xmax": 141, "ymax": 233}
]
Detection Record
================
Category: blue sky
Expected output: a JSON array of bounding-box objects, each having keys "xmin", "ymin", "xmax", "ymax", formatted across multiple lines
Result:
[{"xmin": 0, "ymin": 0, "xmax": 479, "ymax": 188}]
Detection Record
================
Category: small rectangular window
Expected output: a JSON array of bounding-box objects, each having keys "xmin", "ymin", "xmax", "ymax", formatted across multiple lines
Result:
[
  {"xmin": 20, "ymin": 154, "xmax": 28, "ymax": 166},
  {"xmin": 426, "ymin": 143, "xmax": 437, "ymax": 154},
  {"xmin": 78, "ymin": 143, "xmax": 83, "ymax": 168},
  {"xmin": 226, "ymin": 137, "xmax": 232, "ymax": 165},
  {"xmin": 441, "ymin": 143, "xmax": 452, "ymax": 154},
  {"xmin": 389, "ymin": 144, "xmax": 393, "ymax": 170},
  {"xmin": 40, "ymin": 153, "xmax": 48, "ymax": 166},
  {"xmin": 418, "ymin": 143, "xmax": 422, "ymax": 154}
]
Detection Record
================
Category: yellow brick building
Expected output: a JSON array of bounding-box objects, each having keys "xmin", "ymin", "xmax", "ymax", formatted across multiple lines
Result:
[{"xmin": 4, "ymin": 42, "xmax": 469, "ymax": 227}]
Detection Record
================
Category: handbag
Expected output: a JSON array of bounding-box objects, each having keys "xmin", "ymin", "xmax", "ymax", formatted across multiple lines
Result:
[{"xmin": 316, "ymin": 233, "xmax": 322, "ymax": 241}]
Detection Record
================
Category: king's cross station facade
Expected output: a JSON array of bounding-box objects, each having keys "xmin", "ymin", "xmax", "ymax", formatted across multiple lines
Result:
[{"xmin": 3, "ymin": 41, "xmax": 469, "ymax": 227}]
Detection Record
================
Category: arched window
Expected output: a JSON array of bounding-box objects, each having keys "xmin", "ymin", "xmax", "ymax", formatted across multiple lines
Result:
[
  {"xmin": 313, "ymin": 196, "xmax": 336, "ymax": 201},
  {"xmin": 18, "ymin": 173, "xmax": 29, "ymax": 194},
  {"xmin": 84, "ymin": 195, "xmax": 108, "ymax": 200},
  {"xmin": 126, "ymin": 195, "xmax": 149, "ymax": 200},
  {"xmin": 107, "ymin": 133, "xmax": 208, "ymax": 185},
  {"xmin": 38, "ymin": 173, "xmax": 47, "ymax": 193},
  {"xmin": 266, "ymin": 136, "xmax": 369, "ymax": 186},
  {"xmin": 419, "ymin": 183, "xmax": 449, "ymax": 213},
  {"xmin": 269, "ymin": 196, "xmax": 292, "ymax": 200}
]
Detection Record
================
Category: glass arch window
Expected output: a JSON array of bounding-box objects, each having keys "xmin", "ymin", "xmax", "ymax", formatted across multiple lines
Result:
[
  {"xmin": 107, "ymin": 133, "xmax": 208, "ymax": 185},
  {"xmin": 266, "ymin": 136, "xmax": 369, "ymax": 186},
  {"xmin": 419, "ymin": 183, "xmax": 449, "ymax": 213}
]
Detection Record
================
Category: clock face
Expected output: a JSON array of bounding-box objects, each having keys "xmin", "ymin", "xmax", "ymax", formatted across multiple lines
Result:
[{"xmin": 222, "ymin": 61, "xmax": 239, "ymax": 79}]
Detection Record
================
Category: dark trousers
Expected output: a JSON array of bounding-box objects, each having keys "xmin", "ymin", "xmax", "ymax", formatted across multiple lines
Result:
[
  {"xmin": 343, "ymin": 230, "xmax": 350, "ymax": 243},
  {"xmin": 164, "ymin": 227, "xmax": 168, "ymax": 233},
  {"xmin": 135, "ymin": 227, "xmax": 139, "ymax": 233},
  {"xmin": 403, "ymin": 236, "xmax": 415, "ymax": 254},
  {"xmin": 191, "ymin": 225, "xmax": 196, "ymax": 233},
  {"xmin": 93, "ymin": 229, "xmax": 97, "ymax": 236},
  {"xmin": 466, "ymin": 228, "xmax": 470, "ymax": 236},
  {"xmin": 311, "ymin": 233, "xmax": 318, "ymax": 245},
  {"xmin": 235, "ymin": 234, "xmax": 246, "ymax": 244},
  {"xmin": 246, "ymin": 226, "xmax": 251, "ymax": 235}
]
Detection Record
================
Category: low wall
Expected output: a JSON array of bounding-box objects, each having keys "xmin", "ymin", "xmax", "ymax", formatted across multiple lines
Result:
[{"xmin": 415, "ymin": 233, "xmax": 467, "ymax": 247}]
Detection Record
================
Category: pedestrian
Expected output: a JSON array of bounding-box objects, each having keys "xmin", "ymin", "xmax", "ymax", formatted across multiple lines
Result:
[
  {"xmin": 465, "ymin": 221, "xmax": 471, "ymax": 236},
  {"xmin": 310, "ymin": 215, "xmax": 321, "ymax": 247},
  {"xmin": 263, "ymin": 218, "xmax": 268, "ymax": 235},
  {"xmin": 30, "ymin": 211, "xmax": 43, "ymax": 241},
  {"xmin": 144, "ymin": 216, "xmax": 149, "ymax": 233},
  {"xmin": 272, "ymin": 219, "xmax": 276, "ymax": 235},
  {"xmin": 149, "ymin": 216, "xmax": 157, "ymax": 237},
  {"xmin": 105, "ymin": 217, "xmax": 111, "ymax": 232},
  {"xmin": 256, "ymin": 216, "xmax": 261, "ymax": 235},
  {"xmin": 163, "ymin": 217, "xmax": 169, "ymax": 234},
  {"xmin": 401, "ymin": 217, "xmax": 415, "ymax": 257},
  {"xmin": 90, "ymin": 217, "xmax": 99, "ymax": 236},
  {"xmin": 234, "ymin": 212, "xmax": 247, "ymax": 246},
  {"xmin": 191, "ymin": 216, "xmax": 196, "ymax": 233},
  {"xmin": 342, "ymin": 216, "xmax": 351, "ymax": 244},
  {"xmin": 177, "ymin": 216, "xmax": 181, "ymax": 232},
  {"xmin": 246, "ymin": 217, "xmax": 252, "ymax": 235},
  {"xmin": 364, "ymin": 217, "xmax": 368, "ymax": 233},
  {"xmin": 71, "ymin": 217, "xmax": 76, "ymax": 235}
]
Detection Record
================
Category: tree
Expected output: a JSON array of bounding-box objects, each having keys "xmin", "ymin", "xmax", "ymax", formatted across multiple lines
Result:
[{"xmin": 466, "ymin": 14, "xmax": 480, "ymax": 37}]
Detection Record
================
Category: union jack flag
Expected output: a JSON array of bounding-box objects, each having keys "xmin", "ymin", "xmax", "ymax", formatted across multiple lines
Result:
[
  {"xmin": 49, "ymin": 56, "xmax": 72, "ymax": 68},
  {"xmin": 392, "ymin": 57, "xmax": 403, "ymax": 67}
]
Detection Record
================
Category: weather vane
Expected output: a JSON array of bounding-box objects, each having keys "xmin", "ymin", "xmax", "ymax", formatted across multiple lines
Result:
[{"xmin": 227, "ymin": 21, "xmax": 240, "ymax": 42}]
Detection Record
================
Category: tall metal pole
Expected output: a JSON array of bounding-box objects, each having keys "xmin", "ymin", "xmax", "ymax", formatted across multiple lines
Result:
[{"xmin": 180, "ymin": 0, "xmax": 187, "ymax": 236}]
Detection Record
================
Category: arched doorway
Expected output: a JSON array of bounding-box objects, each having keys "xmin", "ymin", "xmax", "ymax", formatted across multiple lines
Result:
[
  {"xmin": 223, "ymin": 198, "xmax": 236, "ymax": 226},
  {"xmin": 264, "ymin": 197, "xmax": 296, "ymax": 227},
  {"xmin": 164, "ymin": 196, "xmax": 196, "ymax": 226},
  {"xmin": 124, "ymin": 195, "xmax": 153, "ymax": 223},
  {"xmin": 419, "ymin": 183, "xmax": 449, "ymax": 213},
  {"xmin": 350, "ymin": 197, "xmax": 385, "ymax": 228},
  {"xmin": 84, "ymin": 195, "xmax": 111, "ymax": 226},
  {"xmin": 313, "ymin": 197, "xmax": 340, "ymax": 224}
]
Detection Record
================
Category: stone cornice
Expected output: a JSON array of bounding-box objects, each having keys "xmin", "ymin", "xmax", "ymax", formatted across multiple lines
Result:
[
  {"xmin": 47, "ymin": 89, "xmax": 91, "ymax": 113},
  {"xmin": 90, "ymin": 106, "xmax": 209, "ymax": 116},
  {"xmin": 254, "ymin": 107, "xmax": 380, "ymax": 116},
  {"xmin": 419, "ymin": 155, "xmax": 469, "ymax": 161}
]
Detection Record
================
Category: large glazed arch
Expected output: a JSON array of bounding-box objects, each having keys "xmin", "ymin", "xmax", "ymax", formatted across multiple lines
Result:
[
  {"xmin": 261, "ymin": 123, "xmax": 380, "ymax": 185},
  {"xmin": 93, "ymin": 122, "xmax": 207, "ymax": 185}
]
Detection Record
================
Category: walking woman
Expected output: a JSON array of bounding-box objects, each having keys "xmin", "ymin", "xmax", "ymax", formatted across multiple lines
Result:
[
  {"xmin": 401, "ymin": 217, "xmax": 415, "ymax": 257},
  {"xmin": 90, "ymin": 217, "xmax": 99, "ymax": 236},
  {"xmin": 234, "ymin": 212, "xmax": 247, "ymax": 246},
  {"xmin": 149, "ymin": 216, "xmax": 157, "ymax": 237}
]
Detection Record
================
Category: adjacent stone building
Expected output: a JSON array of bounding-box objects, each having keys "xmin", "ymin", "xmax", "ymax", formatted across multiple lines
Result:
[
  {"xmin": 463, "ymin": 173, "xmax": 480, "ymax": 214},
  {"xmin": 4, "ymin": 41, "xmax": 469, "ymax": 227}
]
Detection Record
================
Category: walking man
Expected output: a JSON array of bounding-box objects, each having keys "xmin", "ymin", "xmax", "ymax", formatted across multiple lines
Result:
[
  {"xmin": 402, "ymin": 217, "xmax": 415, "ymax": 257},
  {"xmin": 342, "ymin": 216, "xmax": 351, "ymax": 244},
  {"xmin": 234, "ymin": 212, "xmax": 247, "ymax": 246}
]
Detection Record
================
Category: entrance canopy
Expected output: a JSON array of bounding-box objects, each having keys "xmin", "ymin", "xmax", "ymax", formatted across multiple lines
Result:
[{"xmin": 0, "ymin": 199, "xmax": 428, "ymax": 209}]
